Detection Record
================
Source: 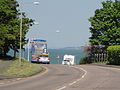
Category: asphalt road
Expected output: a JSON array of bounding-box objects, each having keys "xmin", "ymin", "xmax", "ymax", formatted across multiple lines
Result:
[
  {"xmin": 0, "ymin": 64, "xmax": 120, "ymax": 90},
  {"xmin": 65, "ymin": 65, "xmax": 120, "ymax": 90}
]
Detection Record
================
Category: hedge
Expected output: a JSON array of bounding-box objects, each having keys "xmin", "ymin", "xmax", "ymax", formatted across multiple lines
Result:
[
  {"xmin": 107, "ymin": 45, "xmax": 120, "ymax": 65},
  {"xmin": 80, "ymin": 56, "xmax": 92, "ymax": 64}
]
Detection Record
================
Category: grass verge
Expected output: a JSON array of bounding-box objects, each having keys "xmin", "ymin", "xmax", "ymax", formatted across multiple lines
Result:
[
  {"xmin": 0, "ymin": 58, "xmax": 43, "ymax": 77},
  {"xmin": 0, "ymin": 60, "xmax": 3, "ymax": 63},
  {"xmin": 92, "ymin": 61, "xmax": 108, "ymax": 65}
]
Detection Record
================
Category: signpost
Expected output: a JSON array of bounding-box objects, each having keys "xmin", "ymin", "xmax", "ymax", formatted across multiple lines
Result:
[{"xmin": 56, "ymin": 55, "xmax": 60, "ymax": 64}]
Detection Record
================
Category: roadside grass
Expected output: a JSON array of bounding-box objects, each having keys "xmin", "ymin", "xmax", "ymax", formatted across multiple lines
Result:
[
  {"xmin": 0, "ymin": 60, "xmax": 3, "ymax": 63},
  {"xmin": 0, "ymin": 58, "xmax": 43, "ymax": 77},
  {"xmin": 92, "ymin": 61, "xmax": 108, "ymax": 65}
]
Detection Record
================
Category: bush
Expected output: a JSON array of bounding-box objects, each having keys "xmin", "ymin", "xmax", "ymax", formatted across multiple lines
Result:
[
  {"xmin": 80, "ymin": 56, "xmax": 92, "ymax": 64},
  {"xmin": 107, "ymin": 45, "xmax": 120, "ymax": 65}
]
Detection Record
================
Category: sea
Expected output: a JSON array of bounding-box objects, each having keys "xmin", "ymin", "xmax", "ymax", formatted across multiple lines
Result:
[
  {"xmin": 7, "ymin": 48, "xmax": 85, "ymax": 65},
  {"xmin": 48, "ymin": 49, "xmax": 85, "ymax": 64}
]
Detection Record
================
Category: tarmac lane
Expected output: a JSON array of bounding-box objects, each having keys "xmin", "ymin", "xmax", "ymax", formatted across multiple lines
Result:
[
  {"xmin": 0, "ymin": 64, "xmax": 84, "ymax": 90},
  {"xmin": 64, "ymin": 65, "xmax": 120, "ymax": 90},
  {"xmin": 0, "ymin": 64, "xmax": 120, "ymax": 90}
]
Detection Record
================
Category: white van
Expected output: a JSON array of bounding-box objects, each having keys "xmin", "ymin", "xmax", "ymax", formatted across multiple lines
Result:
[{"xmin": 62, "ymin": 55, "xmax": 76, "ymax": 65}]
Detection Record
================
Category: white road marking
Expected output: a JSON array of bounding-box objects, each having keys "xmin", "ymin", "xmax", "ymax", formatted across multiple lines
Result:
[
  {"xmin": 57, "ymin": 86, "xmax": 66, "ymax": 90},
  {"xmin": 76, "ymin": 78, "xmax": 82, "ymax": 81},
  {"xmin": 57, "ymin": 66, "xmax": 87, "ymax": 90},
  {"xmin": 57, "ymin": 65, "xmax": 120, "ymax": 90},
  {"xmin": 82, "ymin": 75, "xmax": 85, "ymax": 78},
  {"xmin": 69, "ymin": 81, "xmax": 77, "ymax": 86},
  {"xmin": 68, "ymin": 67, "xmax": 87, "ymax": 86}
]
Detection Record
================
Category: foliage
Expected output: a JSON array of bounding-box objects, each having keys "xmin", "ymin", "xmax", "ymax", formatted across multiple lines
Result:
[
  {"xmin": 0, "ymin": 0, "xmax": 34, "ymax": 56},
  {"xmin": 107, "ymin": 45, "xmax": 120, "ymax": 65},
  {"xmin": 80, "ymin": 56, "xmax": 92, "ymax": 64},
  {"xmin": 88, "ymin": 0, "xmax": 120, "ymax": 48}
]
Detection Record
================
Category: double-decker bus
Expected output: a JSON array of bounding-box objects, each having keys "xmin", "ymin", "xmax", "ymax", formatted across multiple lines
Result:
[{"xmin": 30, "ymin": 39, "xmax": 50, "ymax": 64}]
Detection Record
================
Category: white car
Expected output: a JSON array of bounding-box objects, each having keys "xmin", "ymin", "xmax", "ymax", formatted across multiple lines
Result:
[
  {"xmin": 38, "ymin": 55, "xmax": 50, "ymax": 64},
  {"xmin": 31, "ymin": 54, "xmax": 50, "ymax": 64}
]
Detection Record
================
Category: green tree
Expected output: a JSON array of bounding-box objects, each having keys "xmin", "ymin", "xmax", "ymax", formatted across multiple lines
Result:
[
  {"xmin": 88, "ymin": 0, "xmax": 120, "ymax": 48},
  {"xmin": 0, "ymin": 0, "xmax": 33, "ymax": 56}
]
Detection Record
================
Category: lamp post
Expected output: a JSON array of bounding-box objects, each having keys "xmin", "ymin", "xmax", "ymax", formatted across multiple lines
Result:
[
  {"xmin": 19, "ymin": 1, "xmax": 39, "ymax": 65},
  {"xmin": 19, "ymin": 11, "xmax": 22, "ymax": 65}
]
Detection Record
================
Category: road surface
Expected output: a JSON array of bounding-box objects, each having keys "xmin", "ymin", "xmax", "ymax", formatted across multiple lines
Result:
[{"xmin": 0, "ymin": 64, "xmax": 120, "ymax": 90}]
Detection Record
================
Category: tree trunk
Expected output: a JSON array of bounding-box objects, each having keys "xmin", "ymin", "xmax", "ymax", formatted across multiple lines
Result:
[
  {"xmin": 3, "ymin": 49, "xmax": 7, "ymax": 56},
  {"xmin": 14, "ymin": 50, "xmax": 16, "ymax": 57}
]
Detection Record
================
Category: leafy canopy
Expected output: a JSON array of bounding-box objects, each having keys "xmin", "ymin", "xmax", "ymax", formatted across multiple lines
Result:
[
  {"xmin": 0, "ymin": 0, "xmax": 34, "ymax": 56},
  {"xmin": 88, "ymin": 0, "xmax": 120, "ymax": 48}
]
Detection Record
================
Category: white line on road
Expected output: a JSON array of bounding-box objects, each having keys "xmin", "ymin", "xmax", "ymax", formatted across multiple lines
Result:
[
  {"xmin": 69, "ymin": 81, "xmax": 77, "ymax": 86},
  {"xmin": 57, "ymin": 66, "xmax": 87, "ymax": 90},
  {"xmin": 68, "ymin": 67, "xmax": 87, "ymax": 86},
  {"xmin": 57, "ymin": 86, "xmax": 66, "ymax": 90},
  {"xmin": 57, "ymin": 65, "xmax": 120, "ymax": 90}
]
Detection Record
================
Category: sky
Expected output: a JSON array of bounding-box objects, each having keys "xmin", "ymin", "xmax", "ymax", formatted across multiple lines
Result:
[{"xmin": 17, "ymin": 0, "xmax": 107, "ymax": 49}]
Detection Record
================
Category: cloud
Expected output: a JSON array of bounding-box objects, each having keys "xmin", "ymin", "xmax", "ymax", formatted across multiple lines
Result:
[{"xmin": 56, "ymin": 30, "xmax": 60, "ymax": 33}]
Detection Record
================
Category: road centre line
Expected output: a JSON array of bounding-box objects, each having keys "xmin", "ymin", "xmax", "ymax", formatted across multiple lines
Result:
[
  {"xmin": 57, "ymin": 86, "xmax": 66, "ymax": 90},
  {"xmin": 68, "ymin": 67, "xmax": 87, "ymax": 86},
  {"xmin": 57, "ymin": 66, "xmax": 87, "ymax": 90},
  {"xmin": 69, "ymin": 81, "xmax": 77, "ymax": 86}
]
